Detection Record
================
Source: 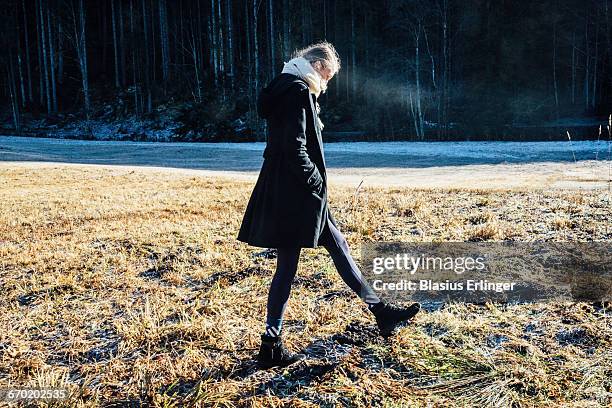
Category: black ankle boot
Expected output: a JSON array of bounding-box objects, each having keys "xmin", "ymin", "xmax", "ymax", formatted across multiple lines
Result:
[
  {"xmin": 257, "ymin": 334, "xmax": 306, "ymax": 369},
  {"xmin": 373, "ymin": 302, "xmax": 421, "ymax": 337}
]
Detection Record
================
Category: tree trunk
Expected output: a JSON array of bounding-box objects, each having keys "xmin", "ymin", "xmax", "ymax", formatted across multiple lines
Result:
[
  {"xmin": 253, "ymin": 0, "xmax": 260, "ymax": 136},
  {"xmin": 130, "ymin": 0, "xmax": 139, "ymax": 116},
  {"xmin": 22, "ymin": 0, "xmax": 33, "ymax": 104},
  {"xmin": 424, "ymin": 24, "xmax": 437, "ymax": 138},
  {"xmin": 335, "ymin": 0, "xmax": 340, "ymax": 99},
  {"xmin": 193, "ymin": 0, "xmax": 203, "ymax": 101},
  {"xmin": 268, "ymin": 0, "xmax": 275, "ymax": 79},
  {"xmin": 571, "ymin": 28, "xmax": 576, "ymax": 104},
  {"xmin": 443, "ymin": 0, "xmax": 450, "ymax": 138},
  {"xmin": 119, "ymin": 0, "xmax": 126, "ymax": 87},
  {"xmin": 350, "ymin": 0, "xmax": 356, "ymax": 99},
  {"xmin": 423, "ymin": 26, "xmax": 436, "ymax": 90},
  {"xmin": 414, "ymin": 24, "xmax": 424, "ymax": 139},
  {"xmin": 364, "ymin": 6, "xmax": 369, "ymax": 111},
  {"xmin": 74, "ymin": 0, "xmax": 90, "ymax": 117},
  {"xmin": 100, "ymin": 2, "xmax": 107, "ymax": 71},
  {"xmin": 409, "ymin": 88, "xmax": 418, "ymax": 140},
  {"xmin": 39, "ymin": 0, "xmax": 51, "ymax": 113},
  {"xmin": 189, "ymin": 19, "xmax": 202, "ymax": 102},
  {"xmin": 35, "ymin": 0, "xmax": 44, "ymax": 106},
  {"xmin": 584, "ymin": 9, "xmax": 590, "ymax": 110},
  {"xmin": 111, "ymin": 0, "xmax": 120, "ymax": 88},
  {"xmin": 226, "ymin": 0, "xmax": 234, "ymax": 90},
  {"xmin": 217, "ymin": 0, "xmax": 225, "ymax": 75},
  {"xmin": 7, "ymin": 54, "xmax": 22, "ymax": 133},
  {"xmin": 245, "ymin": 0, "xmax": 252, "ymax": 121},
  {"xmin": 301, "ymin": 0, "xmax": 307, "ymax": 44},
  {"xmin": 47, "ymin": 3, "xmax": 57, "ymax": 113},
  {"xmin": 58, "ymin": 21, "xmax": 63, "ymax": 85},
  {"xmin": 16, "ymin": 7, "xmax": 26, "ymax": 108},
  {"xmin": 179, "ymin": 0, "xmax": 185, "ymax": 66},
  {"xmin": 253, "ymin": 0, "xmax": 259, "ymax": 95},
  {"xmin": 210, "ymin": 0, "xmax": 218, "ymax": 87},
  {"xmin": 282, "ymin": 0, "xmax": 290, "ymax": 60},
  {"xmin": 150, "ymin": 0, "xmax": 156, "ymax": 82},
  {"xmin": 306, "ymin": 0, "xmax": 312, "ymax": 44},
  {"xmin": 605, "ymin": 0, "xmax": 611, "ymax": 94},
  {"xmin": 553, "ymin": 18, "xmax": 559, "ymax": 116},
  {"xmin": 323, "ymin": 0, "xmax": 327, "ymax": 38},
  {"xmin": 142, "ymin": 0, "xmax": 152, "ymax": 113},
  {"xmin": 591, "ymin": 19, "xmax": 598, "ymax": 109},
  {"xmin": 159, "ymin": 0, "xmax": 170, "ymax": 83}
]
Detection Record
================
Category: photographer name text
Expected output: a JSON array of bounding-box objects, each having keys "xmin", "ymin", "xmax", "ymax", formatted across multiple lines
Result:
[{"xmin": 372, "ymin": 279, "xmax": 516, "ymax": 293}]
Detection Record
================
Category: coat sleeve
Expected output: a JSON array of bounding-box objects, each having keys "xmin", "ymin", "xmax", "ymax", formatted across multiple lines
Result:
[{"xmin": 282, "ymin": 84, "xmax": 324, "ymax": 194}]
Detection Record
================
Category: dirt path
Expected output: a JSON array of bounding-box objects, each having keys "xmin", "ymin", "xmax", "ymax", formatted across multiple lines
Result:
[{"xmin": 1, "ymin": 160, "xmax": 609, "ymax": 190}]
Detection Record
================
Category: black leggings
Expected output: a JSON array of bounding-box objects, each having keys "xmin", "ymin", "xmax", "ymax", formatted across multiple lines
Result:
[{"xmin": 265, "ymin": 216, "xmax": 381, "ymax": 329}]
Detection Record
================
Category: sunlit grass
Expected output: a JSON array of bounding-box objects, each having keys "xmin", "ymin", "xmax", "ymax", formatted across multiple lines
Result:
[{"xmin": 0, "ymin": 164, "xmax": 610, "ymax": 407}]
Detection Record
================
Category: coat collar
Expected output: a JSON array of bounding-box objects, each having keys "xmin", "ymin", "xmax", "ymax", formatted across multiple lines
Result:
[{"xmin": 281, "ymin": 56, "xmax": 325, "ymax": 97}]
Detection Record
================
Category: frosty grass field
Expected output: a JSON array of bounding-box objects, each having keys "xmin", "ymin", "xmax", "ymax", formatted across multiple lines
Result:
[{"xmin": 0, "ymin": 136, "xmax": 610, "ymax": 406}]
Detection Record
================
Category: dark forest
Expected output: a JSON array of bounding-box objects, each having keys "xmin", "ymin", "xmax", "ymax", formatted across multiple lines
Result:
[{"xmin": 1, "ymin": 0, "xmax": 611, "ymax": 141}]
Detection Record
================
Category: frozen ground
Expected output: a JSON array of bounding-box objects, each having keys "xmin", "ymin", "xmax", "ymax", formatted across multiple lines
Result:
[{"xmin": 1, "ymin": 136, "xmax": 610, "ymax": 190}]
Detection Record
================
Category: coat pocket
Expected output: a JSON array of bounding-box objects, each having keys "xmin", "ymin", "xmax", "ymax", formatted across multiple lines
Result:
[{"xmin": 310, "ymin": 190, "xmax": 323, "ymax": 201}]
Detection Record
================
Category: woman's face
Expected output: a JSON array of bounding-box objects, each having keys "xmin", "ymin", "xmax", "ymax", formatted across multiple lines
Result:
[{"xmin": 312, "ymin": 61, "xmax": 335, "ymax": 83}]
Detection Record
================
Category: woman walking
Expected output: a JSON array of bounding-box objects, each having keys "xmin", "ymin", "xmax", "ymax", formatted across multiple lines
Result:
[{"xmin": 237, "ymin": 41, "xmax": 420, "ymax": 369}]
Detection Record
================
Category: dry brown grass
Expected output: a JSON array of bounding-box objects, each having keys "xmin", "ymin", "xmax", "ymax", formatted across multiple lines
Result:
[{"xmin": 0, "ymin": 164, "xmax": 610, "ymax": 407}]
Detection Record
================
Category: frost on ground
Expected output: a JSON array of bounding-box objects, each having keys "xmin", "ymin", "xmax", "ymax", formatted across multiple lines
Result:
[{"xmin": 1, "ymin": 136, "xmax": 611, "ymax": 190}]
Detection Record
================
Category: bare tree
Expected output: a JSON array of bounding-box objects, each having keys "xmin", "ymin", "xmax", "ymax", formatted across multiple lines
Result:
[
  {"xmin": 57, "ymin": 20, "xmax": 64, "ymax": 85},
  {"xmin": 35, "ymin": 0, "xmax": 44, "ymax": 106},
  {"xmin": 252, "ymin": 0, "xmax": 262, "ymax": 136},
  {"xmin": 268, "ymin": 0, "xmax": 275, "ymax": 79},
  {"xmin": 245, "ymin": 0, "xmax": 252, "ymax": 118},
  {"xmin": 67, "ymin": 0, "xmax": 90, "ymax": 116},
  {"xmin": 111, "ymin": 0, "xmax": 120, "ymax": 88},
  {"xmin": 22, "ymin": 0, "xmax": 33, "ymax": 103},
  {"xmin": 591, "ymin": 15, "xmax": 598, "ymax": 109},
  {"xmin": 7, "ymin": 52, "xmax": 21, "ymax": 132},
  {"xmin": 119, "ymin": 0, "xmax": 127, "ymax": 86},
  {"xmin": 129, "ymin": 0, "xmax": 139, "ymax": 116},
  {"xmin": 142, "ymin": 0, "xmax": 152, "ymax": 112},
  {"xmin": 253, "ymin": 0, "xmax": 259, "ymax": 97},
  {"xmin": 46, "ymin": 1, "xmax": 57, "ymax": 112},
  {"xmin": 225, "ymin": 0, "xmax": 234, "ymax": 90},
  {"xmin": 39, "ymin": 0, "xmax": 51, "ymax": 112},
  {"xmin": 553, "ymin": 17, "xmax": 559, "ymax": 116},
  {"xmin": 350, "ymin": 0, "xmax": 356, "ymax": 98},
  {"xmin": 159, "ymin": 0, "xmax": 170, "ymax": 84},
  {"xmin": 571, "ymin": 27, "xmax": 576, "ymax": 104},
  {"xmin": 282, "ymin": 0, "xmax": 290, "ymax": 60},
  {"xmin": 210, "ymin": 0, "xmax": 218, "ymax": 87},
  {"xmin": 584, "ymin": 7, "xmax": 590, "ymax": 110},
  {"xmin": 15, "ymin": 4, "xmax": 26, "ymax": 108},
  {"xmin": 186, "ymin": 5, "xmax": 202, "ymax": 102},
  {"xmin": 217, "ymin": 0, "xmax": 225, "ymax": 79}
]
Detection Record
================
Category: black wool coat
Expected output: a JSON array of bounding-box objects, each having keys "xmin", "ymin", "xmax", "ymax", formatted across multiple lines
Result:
[{"xmin": 237, "ymin": 73, "xmax": 339, "ymax": 248}]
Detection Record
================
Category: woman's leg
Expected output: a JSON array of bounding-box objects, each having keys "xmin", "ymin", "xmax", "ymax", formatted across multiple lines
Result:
[
  {"xmin": 322, "ymin": 219, "xmax": 382, "ymax": 308},
  {"xmin": 264, "ymin": 246, "xmax": 302, "ymax": 337}
]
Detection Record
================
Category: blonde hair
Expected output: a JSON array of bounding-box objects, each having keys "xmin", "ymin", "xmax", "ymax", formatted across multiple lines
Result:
[{"xmin": 292, "ymin": 41, "xmax": 341, "ymax": 76}]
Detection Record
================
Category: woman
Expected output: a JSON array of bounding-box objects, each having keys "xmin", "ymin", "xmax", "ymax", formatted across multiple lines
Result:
[{"xmin": 237, "ymin": 41, "xmax": 420, "ymax": 369}]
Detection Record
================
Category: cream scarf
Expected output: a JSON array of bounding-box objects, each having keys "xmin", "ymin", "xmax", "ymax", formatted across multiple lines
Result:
[{"xmin": 281, "ymin": 56, "xmax": 326, "ymax": 130}]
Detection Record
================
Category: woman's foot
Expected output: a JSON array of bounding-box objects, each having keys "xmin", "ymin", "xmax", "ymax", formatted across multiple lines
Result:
[
  {"xmin": 257, "ymin": 334, "xmax": 306, "ymax": 369},
  {"xmin": 372, "ymin": 302, "xmax": 421, "ymax": 337}
]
